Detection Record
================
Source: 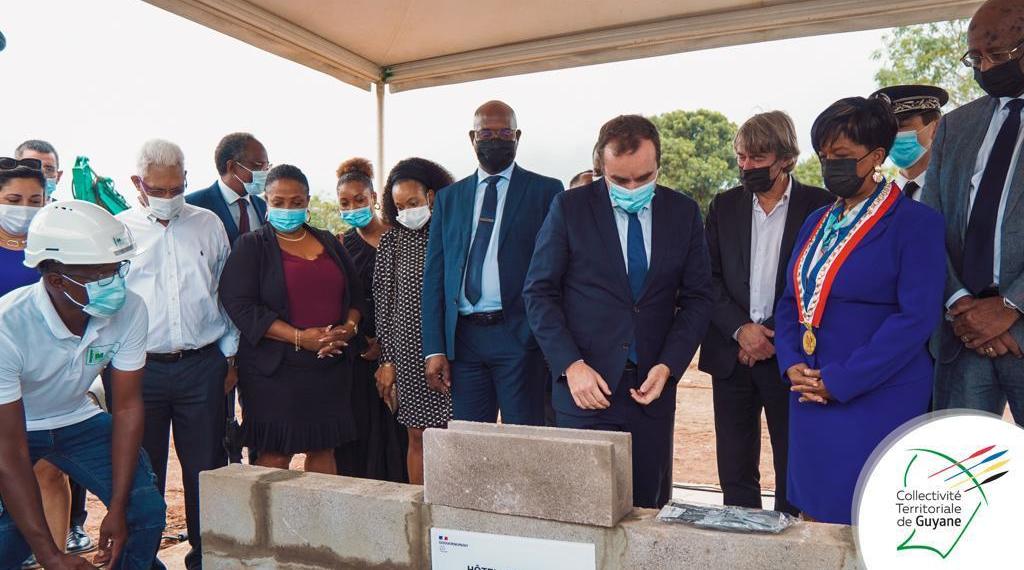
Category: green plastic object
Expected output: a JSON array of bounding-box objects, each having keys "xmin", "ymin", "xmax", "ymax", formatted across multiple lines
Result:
[{"xmin": 71, "ymin": 156, "xmax": 131, "ymax": 215}]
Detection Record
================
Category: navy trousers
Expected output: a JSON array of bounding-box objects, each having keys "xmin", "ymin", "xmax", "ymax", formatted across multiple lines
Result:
[
  {"xmin": 450, "ymin": 318, "xmax": 545, "ymax": 426},
  {"xmin": 555, "ymin": 365, "xmax": 675, "ymax": 509}
]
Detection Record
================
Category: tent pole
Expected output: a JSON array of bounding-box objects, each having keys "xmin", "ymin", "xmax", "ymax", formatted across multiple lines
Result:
[{"xmin": 375, "ymin": 81, "xmax": 386, "ymax": 193}]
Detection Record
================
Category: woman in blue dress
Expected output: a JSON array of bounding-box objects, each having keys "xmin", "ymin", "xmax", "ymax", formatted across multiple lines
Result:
[
  {"xmin": 0, "ymin": 159, "xmax": 46, "ymax": 295},
  {"xmin": 774, "ymin": 96, "xmax": 946, "ymax": 524}
]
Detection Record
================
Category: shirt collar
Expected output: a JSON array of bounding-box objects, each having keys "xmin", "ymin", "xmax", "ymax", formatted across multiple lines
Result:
[
  {"xmin": 999, "ymin": 96, "xmax": 1024, "ymax": 110},
  {"xmin": 751, "ymin": 175, "xmax": 793, "ymax": 208},
  {"xmin": 476, "ymin": 162, "xmax": 516, "ymax": 185},
  {"xmin": 218, "ymin": 178, "xmax": 246, "ymax": 206}
]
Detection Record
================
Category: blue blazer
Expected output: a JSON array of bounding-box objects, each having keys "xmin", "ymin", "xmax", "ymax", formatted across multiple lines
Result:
[
  {"xmin": 421, "ymin": 165, "xmax": 563, "ymax": 359},
  {"xmin": 523, "ymin": 180, "xmax": 713, "ymax": 418},
  {"xmin": 186, "ymin": 181, "xmax": 267, "ymax": 246},
  {"xmin": 773, "ymin": 192, "xmax": 945, "ymax": 523}
]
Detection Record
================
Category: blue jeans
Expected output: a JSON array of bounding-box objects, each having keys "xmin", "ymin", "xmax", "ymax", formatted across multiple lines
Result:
[{"xmin": 0, "ymin": 413, "xmax": 166, "ymax": 570}]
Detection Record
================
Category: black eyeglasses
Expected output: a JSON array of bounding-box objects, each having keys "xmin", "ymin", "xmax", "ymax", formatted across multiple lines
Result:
[
  {"xmin": 63, "ymin": 261, "xmax": 131, "ymax": 287},
  {"xmin": 474, "ymin": 128, "xmax": 517, "ymax": 141},
  {"xmin": 961, "ymin": 38, "xmax": 1024, "ymax": 69},
  {"xmin": 0, "ymin": 157, "xmax": 43, "ymax": 171}
]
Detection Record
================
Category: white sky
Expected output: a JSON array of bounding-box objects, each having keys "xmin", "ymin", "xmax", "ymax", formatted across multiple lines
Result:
[{"xmin": 2, "ymin": 0, "xmax": 890, "ymax": 201}]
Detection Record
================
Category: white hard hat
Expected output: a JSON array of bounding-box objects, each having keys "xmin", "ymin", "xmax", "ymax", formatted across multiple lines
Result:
[{"xmin": 24, "ymin": 200, "xmax": 139, "ymax": 268}]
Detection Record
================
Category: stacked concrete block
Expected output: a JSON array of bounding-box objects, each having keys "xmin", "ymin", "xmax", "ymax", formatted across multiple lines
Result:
[{"xmin": 423, "ymin": 421, "xmax": 633, "ymax": 527}]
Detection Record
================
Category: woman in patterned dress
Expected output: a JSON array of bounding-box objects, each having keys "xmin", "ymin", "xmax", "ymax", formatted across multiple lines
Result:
[{"xmin": 374, "ymin": 158, "xmax": 454, "ymax": 484}]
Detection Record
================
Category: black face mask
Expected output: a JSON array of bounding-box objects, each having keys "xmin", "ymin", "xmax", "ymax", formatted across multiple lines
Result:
[
  {"xmin": 475, "ymin": 139, "xmax": 517, "ymax": 174},
  {"xmin": 740, "ymin": 164, "xmax": 779, "ymax": 194},
  {"xmin": 821, "ymin": 154, "xmax": 869, "ymax": 199},
  {"xmin": 974, "ymin": 57, "xmax": 1024, "ymax": 98}
]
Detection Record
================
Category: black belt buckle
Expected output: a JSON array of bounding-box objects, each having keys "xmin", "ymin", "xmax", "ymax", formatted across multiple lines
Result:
[{"xmin": 462, "ymin": 310, "xmax": 504, "ymax": 326}]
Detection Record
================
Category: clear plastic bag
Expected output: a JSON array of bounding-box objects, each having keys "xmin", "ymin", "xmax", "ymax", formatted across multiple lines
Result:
[{"xmin": 656, "ymin": 501, "xmax": 798, "ymax": 534}]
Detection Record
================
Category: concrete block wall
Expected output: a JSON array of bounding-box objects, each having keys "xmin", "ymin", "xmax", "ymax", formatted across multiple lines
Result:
[{"xmin": 200, "ymin": 465, "xmax": 864, "ymax": 569}]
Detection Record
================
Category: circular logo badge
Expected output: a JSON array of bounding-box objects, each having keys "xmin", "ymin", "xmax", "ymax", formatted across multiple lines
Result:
[{"xmin": 854, "ymin": 410, "xmax": 1024, "ymax": 567}]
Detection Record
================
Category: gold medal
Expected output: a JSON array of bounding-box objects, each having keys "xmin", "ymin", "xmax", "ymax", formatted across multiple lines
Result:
[{"xmin": 802, "ymin": 327, "xmax": 817, "ymax": 356}]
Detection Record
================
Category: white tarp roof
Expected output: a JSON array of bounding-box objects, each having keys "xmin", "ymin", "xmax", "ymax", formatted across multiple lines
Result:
[{"xmin": 143, "ymin": 0, "xmax": 981, "ymax": 92}]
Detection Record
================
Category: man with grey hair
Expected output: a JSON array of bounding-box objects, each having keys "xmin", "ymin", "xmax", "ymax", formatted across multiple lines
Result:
[
  {"xmin": 114, "ymin": 139, "xmax": 237, "ymax": 569},
  {"xmin": 699, "ymin": 111, "xmax": 831, "ymax": 514}
]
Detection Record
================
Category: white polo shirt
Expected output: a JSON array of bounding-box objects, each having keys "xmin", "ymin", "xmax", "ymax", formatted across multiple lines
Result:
[{"xmin": 0, "ymin": 281, "xmax": 148, "ymax": 431}]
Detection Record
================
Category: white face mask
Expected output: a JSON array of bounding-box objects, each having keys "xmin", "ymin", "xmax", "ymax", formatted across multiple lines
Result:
[
  {"xmin": 397, "ymin": 205, "xmax": 431, "ymax": 230},
  {"xmin": 146, "ymin": 194, "xmax": 185, "ymax": 220},
  {"xmin": 0, "ymin": 204, "xmax": 40, "ymax": 236}
]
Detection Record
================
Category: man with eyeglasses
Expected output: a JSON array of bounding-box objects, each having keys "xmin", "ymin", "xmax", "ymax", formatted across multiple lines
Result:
[
  {"xmin": 115, "ymin": 139, "xmax": 237, "ymax": 570},
  {"xmin": 924, "ymin": 0, "xmax": 1024, "ymax": 423},
  {"xmin": 186, "ymin": 132, "xmax": 269, "ymax": 246},
  {"xmin": 0, "ymin": 200, "xmax": 165, "ymax": 570},
  {"xmin": 14, "ymin": 140, "xmax": 62, "ymax": 201},
  {"xmin": 422, "ymin": 100, "xmax": 563, "ymax": 429}
]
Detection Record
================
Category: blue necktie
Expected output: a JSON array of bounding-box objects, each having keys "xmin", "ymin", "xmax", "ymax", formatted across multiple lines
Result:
[
  {"xmin": 465, "ymin": 175, "xmax": 500, "ymax": 306},
  {"xmin": 963, "ymin": 99, "xmax": 1024, "ymax": 295},
  {"xmin": 626, "ymin": 211, "xmax": 648, "ymax": 363}
]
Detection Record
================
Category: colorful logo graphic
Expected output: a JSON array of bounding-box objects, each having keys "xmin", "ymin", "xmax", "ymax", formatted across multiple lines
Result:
[
  {"xmin": 896, "ymin": 445, "xmax": 1009, "ymax": 559},
  {"xmin": 855, "ymin": 411, "xmax": 1024, "ymax": 568}
]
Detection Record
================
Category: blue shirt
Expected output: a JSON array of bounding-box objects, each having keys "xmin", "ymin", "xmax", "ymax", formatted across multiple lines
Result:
[
  {"xmin": 458, "ymin": 162, "xmax": 515, "ymax": 314},
  {"xmin": 608, "ymin": 187, "xmax": 652, "ymax": 267},
  {"xmin": 0, "ymin": 246, "xmax": 39, "ymax": 296}
]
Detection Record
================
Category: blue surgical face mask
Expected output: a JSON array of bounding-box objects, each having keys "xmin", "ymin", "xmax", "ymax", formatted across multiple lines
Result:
[
  {"xmin": 340, "ymin": 206, "xmax": 373, "ymax": 228},
  {"xmin": 235, "ymin": 164, "xmax": 268, "ymax": 195},
  {"xmin": 267, "ymin": 207, "xmax": 307, "ymax": 233},
  {"xmin": 62, "ymin": 273, "xmax": 128, "ymax": 319},
  {"xmin": 45, "ymin": 178, "xmax": 57, "ymax": 200},
  {"xmin": 607, "ymin": 176, "xmax": 657, "ymax": 214},
  {"xmin": 888, "ymin": 129, "xmax": 929, "ymax": 169}
]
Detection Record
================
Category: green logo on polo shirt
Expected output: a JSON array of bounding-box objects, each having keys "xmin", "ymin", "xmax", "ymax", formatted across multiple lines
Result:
[{"xmin": 86, "ymin": 343, "xmax": 121, "ymax": 366}]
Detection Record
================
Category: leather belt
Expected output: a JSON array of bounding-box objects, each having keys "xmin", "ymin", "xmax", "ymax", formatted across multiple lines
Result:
[
  {"xmin": 147, "ymin": 343, "xmax": 217, "ymax": 363},
  {"xmin": 459, "ymin": 310, "xmax": 504, "ymax": 326}
]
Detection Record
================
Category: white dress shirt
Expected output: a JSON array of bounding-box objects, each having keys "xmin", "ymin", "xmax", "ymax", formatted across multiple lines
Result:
[
  {"xmin": 117, "ymin": 204, "xmax": 239, "ymax": 356},
  {"xmin": 894, "ymin": 171, "xmax": 926, "ymax": 202},
  {"xmin": 947, "ymin": 95, "xmax": 1024, "ymax": 308},
  {"xmin": 458, "ymin": 162, "xmax": 514, "ymax": 314},
  {"xmin": 748, "ymin": 178, "xmax": 792, "ymax": 324},
  {"xmin": 0, "ymin": 283, "xmax": 148, "ymax": 430},
  {"xmin": 217, "ymin": 178, "xmax": 262, "ymax": 231}
]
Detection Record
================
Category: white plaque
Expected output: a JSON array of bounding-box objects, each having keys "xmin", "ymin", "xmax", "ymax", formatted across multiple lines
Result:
[{"xmin": 430, "ymin": 527, "xmax": 596, "ymax": 570}]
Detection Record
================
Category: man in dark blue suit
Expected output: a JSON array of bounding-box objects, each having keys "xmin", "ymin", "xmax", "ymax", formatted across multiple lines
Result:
[
  {"xmin": 185, "ymin": 132, "xmax": 269, "ymax": 246},
  {"xmin": 524, "ymin": 115, "xmax": 713, "ymax": 508},
  {"xmin": 185, "ymin": 132, "xmax": 269, "ymax": 465},
  {"xmin": 422, "ymin": 100, "xmax": 563, "ymax": 427}
]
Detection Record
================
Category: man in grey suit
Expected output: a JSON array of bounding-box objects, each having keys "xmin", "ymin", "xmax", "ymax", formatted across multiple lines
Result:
[{"xmin": 924, "ymin": 0, "xmax": 1024, "ymax": 424}]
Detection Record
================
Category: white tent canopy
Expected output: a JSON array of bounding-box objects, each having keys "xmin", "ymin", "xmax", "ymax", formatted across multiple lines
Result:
[{"xmin": 145, "ymin": 0, "xmax": 979, "ymax": 93}]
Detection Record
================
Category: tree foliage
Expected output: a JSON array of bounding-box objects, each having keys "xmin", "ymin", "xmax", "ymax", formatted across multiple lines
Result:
[
  {"xmin": 792, "ymin": 155, "xmax": 824, "ymax": 188},
  {"xmin": 648, "ymin": 109, "xmax": 739, "ymax": 214},
  {"xmin": 307, "ymin": 194, "xmax": 347, "ymax": 236},
  {"xmin": 872, "ymin": 19, "xmax": 982, "ymax": 108}
]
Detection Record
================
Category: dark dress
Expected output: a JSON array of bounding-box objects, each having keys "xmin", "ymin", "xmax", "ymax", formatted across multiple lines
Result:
[
  {"xmin": 334, "ymin": 229, "xmax": 408, "ymax": 482},
  {"xmin": 375, "ymin": 226, "xmax": 452, "ymax": 428},
  {"xmin": 220, "ymin": 224, "xmax": 366, "ymax": 455},
  {"xmin": 0, "ymin": 245, "xmax": 38, "ymax": 296}
]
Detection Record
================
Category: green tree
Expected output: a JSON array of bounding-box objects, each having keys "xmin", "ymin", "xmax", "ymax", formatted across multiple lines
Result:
[
  {"xmin": 872, "ymin": 19, "xmax": 982, "ymax": 108},
  {"xmin": 308, "ymin": 195, "xmax": 348, "ymax": 236},
  {"xmin": 792, "ymin": 155, "xmax": 824, "ymax": 188},
  {"xmin": 648, "ymin": 109, "xmax": 738, "ymax": 214}
]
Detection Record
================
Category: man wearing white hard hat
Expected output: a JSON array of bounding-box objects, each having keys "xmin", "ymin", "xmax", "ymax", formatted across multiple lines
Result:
[
  {"xmin": 116, "ymin": 139, "xmax": 237, "ymax": 570},
  {"xmin": 0, "ymin": 200, "xmax": 165, "ymax": 570}
]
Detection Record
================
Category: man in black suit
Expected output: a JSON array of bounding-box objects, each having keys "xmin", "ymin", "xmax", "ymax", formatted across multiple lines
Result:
[
  {"xmin": 699, "ymin": 111, "xmax": 832, "ymax": 515},
  {"xmin": 186, "ymin": 132, "xmax": 270, "ymax": 465},
  {"xmin": 186, "ymin": 132, "xmax": 269, "ymax": 246},
  {"xmin": 524, "ymin": 115, "xmax": 713, "ymax": 508}
]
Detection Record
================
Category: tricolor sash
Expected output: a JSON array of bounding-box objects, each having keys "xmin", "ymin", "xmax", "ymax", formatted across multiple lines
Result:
[{"xmin": 792, "ymin": 181, "xmax": 900, "ymax": 355}]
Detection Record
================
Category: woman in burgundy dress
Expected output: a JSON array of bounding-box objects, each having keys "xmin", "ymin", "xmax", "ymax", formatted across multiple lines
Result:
[{"xmin": 220, "ymin": 164, "xmax": 366, "ymax": 474}]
